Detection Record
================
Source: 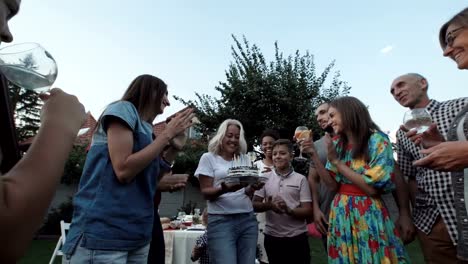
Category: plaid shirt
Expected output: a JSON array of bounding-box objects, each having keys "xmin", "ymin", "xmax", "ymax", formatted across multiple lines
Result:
[
  {"xmin": 193, "ymin": 231, "xmax": 210, "ymax": 264},
  {"xmin": 396, "ymin": 98, "xmax": 468, "ymax": 244}
]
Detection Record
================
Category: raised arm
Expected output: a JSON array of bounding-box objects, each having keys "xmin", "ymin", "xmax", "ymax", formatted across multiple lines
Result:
[
  {"xmin": 108, "ymin": 108, "xmax": 193, "ymax": 183},
  {"xmin": 0, "ymin": 89, "xmax": 86, "ymax": 262},
  {"xmin": 302, "ymin": 136, "xmax": 338, "ymax": 191}
]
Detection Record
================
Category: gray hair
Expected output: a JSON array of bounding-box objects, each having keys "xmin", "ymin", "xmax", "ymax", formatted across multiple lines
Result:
[
  {"xmin": 208, "ymin": 119, "xmax": 247, "ymax": 155},
  {"xmin": 439, "ymin": 8, "xmax": 468, "ymax": 50}
]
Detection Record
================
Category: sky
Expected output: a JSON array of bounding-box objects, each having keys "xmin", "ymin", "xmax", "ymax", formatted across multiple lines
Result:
[{"xmin": 7, "ymin": 1, "xmax": 468, "ymax": 137}]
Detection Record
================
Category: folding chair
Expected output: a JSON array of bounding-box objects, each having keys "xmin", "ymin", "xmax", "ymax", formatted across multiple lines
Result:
[{"xmin": 49, "ymin": 220, "xmax": 70, "ymax": 264}]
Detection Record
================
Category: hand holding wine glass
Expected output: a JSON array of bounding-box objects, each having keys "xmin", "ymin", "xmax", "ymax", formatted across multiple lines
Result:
[
  {"xmin": 402, "ymin": 108, "xmax": 432, "ymax": 134},
  {"xmin": 0, "ymin": 42, "xmax": 87, "ymax": 136},
  {"xmin": 294, "ymin": 126, "xmax": 311, "ymax": 161},
  {"xmin": 39, "ymin": 88, "xmax": 86, "ymax": 137}
]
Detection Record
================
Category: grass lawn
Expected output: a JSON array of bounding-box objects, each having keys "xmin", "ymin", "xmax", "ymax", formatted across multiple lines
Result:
[{"xmin": 20, "ymin": 237, "xmax": 425, "ymax": 264}]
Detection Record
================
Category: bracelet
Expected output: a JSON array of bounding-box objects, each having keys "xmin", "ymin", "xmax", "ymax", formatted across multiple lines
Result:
[{"xmin": 162, "ymin": 157, "xmax": 174, "ymax": 169}]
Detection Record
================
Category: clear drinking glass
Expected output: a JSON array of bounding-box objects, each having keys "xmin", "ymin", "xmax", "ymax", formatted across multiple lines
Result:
[
  {"xmin": 0, "ymin": 42, "xmax": 88, "ymax": 135},
  {"xmin": 247, "ymin": 151, "xmax": 257, "ymax": 166},
  {"xmin": 403, "ymin": 108, "xmax": 432, "ymax": 134},
  {"xmin": 294, "ymin": 126, "xmax": 310, "ymax": 161},
  {"xmin": 0, "ymin": 42, "xmax": 57, "ymax": 92}
]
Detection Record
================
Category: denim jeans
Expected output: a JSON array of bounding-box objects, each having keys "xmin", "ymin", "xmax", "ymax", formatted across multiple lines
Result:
[
  {"xmin": 207, "ymin": 212, "xmax": 258, "ymax": 264},
  {"xmin": 62, "ymin": 240, "xmax": 150, "ymax": 264}
]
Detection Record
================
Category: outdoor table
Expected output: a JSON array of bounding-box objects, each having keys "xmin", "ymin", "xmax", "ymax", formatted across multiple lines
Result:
[{"xmin": 163, "ymin": 229, "xmax": 205, "ymax": 264}]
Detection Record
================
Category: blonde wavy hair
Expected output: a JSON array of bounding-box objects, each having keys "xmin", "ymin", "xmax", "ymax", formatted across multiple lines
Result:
[{"xmin": 208, "ymin": 119, "xmax": 247, "ymax": 155}]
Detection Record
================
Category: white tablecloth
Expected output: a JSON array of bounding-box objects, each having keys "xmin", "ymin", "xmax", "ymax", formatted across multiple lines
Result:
[{"xmin": 163, "ymin": 230, "xmax": 205, "ymax": 264}]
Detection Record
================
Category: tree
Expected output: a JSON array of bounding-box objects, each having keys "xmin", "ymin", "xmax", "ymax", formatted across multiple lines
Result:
[
  {"xmin": 176, "ymin": 35, "xmax": 350, "ymax": 148},
  {"xmin": 61, "ymin": 145, "xmax": 87, "ymax": 185},
  {"xmin": 172, "ymin": 138, "xmax": 208, "ymax": 187},
  {"xmin": 8, "ymin": 53, "xmax": 42, "ymax": 141}
]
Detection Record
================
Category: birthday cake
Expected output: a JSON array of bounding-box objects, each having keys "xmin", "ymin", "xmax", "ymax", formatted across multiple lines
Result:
[
  {"xmin": 225, "ymin": 154, "xmax": 264, "ymax": 184},
  {"xmin": 227, "ymin": 166, "xmax": 259, "ymax": 178}
]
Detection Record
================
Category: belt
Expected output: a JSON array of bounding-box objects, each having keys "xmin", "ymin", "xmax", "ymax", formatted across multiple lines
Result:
[{"xmin": 338, "ymin": 184, "xmax": 367, "ymax": 196}]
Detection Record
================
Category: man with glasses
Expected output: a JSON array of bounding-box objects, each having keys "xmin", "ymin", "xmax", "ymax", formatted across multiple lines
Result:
[
  {"xmin": 0, "ymin": 0, "xmax": 87, "ymax": 262},
  {"xmin": 409, "ymin": 8, "xmax": 468, "ymax": 262},
  {"xmin": 390, "ymin": 73, "xmax": 468, "ymax": 263}
]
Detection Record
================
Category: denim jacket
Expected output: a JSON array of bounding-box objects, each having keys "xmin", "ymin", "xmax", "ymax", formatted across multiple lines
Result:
[
  {"xmin": 447, "ymin": 105, "xmax": 468, "ymax": 261},
  {"xmin": 62, "ymin": 101, "xmax": 169, "ymax": 254}
]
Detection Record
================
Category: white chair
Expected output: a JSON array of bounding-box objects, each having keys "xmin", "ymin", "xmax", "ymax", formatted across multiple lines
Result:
[{"xmin": 49, "ymin": 220, "xmax": 70, "ymax": 264}]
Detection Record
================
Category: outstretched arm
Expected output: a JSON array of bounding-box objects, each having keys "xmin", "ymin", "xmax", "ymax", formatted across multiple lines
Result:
[{"xmin": 302, "ymin": 135, "xmax": 338, "ymax": 191}]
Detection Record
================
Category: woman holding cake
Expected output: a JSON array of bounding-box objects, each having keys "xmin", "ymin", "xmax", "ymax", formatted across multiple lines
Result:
[
  {"xmin": 195, "ymin": 119, "xmax": 263, "ymax": 264},
  {"xmin": 252, "ymin": 139, "xmax": 313, "ymax": 264}
]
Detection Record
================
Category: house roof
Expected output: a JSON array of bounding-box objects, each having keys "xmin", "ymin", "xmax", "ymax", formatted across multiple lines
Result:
[{"xmin": 18, "ymin": 112, "xmax": 97, "ymax": 150}]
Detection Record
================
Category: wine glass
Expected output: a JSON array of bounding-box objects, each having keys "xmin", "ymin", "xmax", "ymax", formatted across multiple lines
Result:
[
  {"xmin": 247, "ymin": 151, "xmax": 257, "ymax": 166},
  {"xmin": 294, "ymin": 126, "xmax": 310, "ymax": 161},
  {"xmin": 402, "ymin": 108, "xmax": 432, "ymax": 134},
  {"xmin": 0, "ymin": 42, "xmax": 88, "ymax": 136},
  {"xmin": 0, "ymin": 42, "xmax": 57, "ymax": 92}
]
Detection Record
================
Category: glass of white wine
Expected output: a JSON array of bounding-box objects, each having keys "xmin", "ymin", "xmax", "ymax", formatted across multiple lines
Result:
[
  {"xmin": 403, "ymin": 108, "xmax": 432, "ymax": 134},
  {"xmin": 0, "ymin": 42, "xmax": 88, "ymax": 136},
  {"xmin": 294, "ymin": 126, "xmax": 310, "ymax": 161}
]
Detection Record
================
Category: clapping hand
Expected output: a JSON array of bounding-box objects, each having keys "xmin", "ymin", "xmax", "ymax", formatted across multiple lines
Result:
[
  {"xmin": 270, "ymin": 196, "xmax": 290, "ymax": 214},
  {"xmin": 169, "ymin": 130, "xmax": 188, "ymax": 151},
  {"xmin": 159, "ymin": 173, "xmax": 189, "ymax": 192},
  {"xmin": 324, "ymin": 134, "xmax": 338, "ymax": 164},
  {"xmin": 264, "ymin": 196, "xmax": 283, "ymax": 214},
  {"xmin": 164, "ymin": 108, "xmax": 195, "ymax": 139}
]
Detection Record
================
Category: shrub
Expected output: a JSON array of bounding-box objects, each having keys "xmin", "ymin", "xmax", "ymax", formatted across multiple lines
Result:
[{"xmin": 38, "ymin": 198, "xmax": 74, "ymax": 235}]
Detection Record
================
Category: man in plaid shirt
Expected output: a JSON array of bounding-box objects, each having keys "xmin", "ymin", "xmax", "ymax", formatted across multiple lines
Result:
[{"xmin": 390, "ymin": 73, "xmax": 468, "ymax": 263}]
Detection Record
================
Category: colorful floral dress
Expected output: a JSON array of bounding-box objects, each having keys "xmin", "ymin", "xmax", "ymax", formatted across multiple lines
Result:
[{"xmin": 325, "ymin": 131, "xmax": 410, "ymax": 264}]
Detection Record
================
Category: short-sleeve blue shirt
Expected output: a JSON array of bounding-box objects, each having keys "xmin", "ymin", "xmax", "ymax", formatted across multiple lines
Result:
[{"xmin": 62, "ymin": 101, "xmax": 168, "ymax": 253}]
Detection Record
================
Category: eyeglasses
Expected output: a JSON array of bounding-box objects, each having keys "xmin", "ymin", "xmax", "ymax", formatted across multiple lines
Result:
[{"xmin": 445, "ymin": 26, "xmax": 465, "ymax": 47}]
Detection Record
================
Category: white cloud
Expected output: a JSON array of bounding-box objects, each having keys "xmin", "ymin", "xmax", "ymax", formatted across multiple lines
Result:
[{"xmin": 380, "ymin": 45, "xmax": 394, "ymax": 54}]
